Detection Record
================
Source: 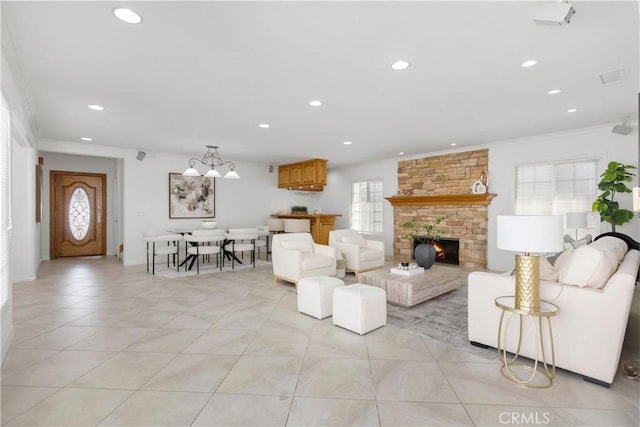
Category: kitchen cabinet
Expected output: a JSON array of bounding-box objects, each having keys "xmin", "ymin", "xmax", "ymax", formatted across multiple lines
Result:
[{"xmin": 278, "ymin": 159, "xmax": 327, "ymax": 191}]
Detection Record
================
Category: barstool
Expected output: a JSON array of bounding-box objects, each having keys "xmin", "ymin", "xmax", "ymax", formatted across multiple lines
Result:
[
  {"xmin": 266, "ymin": 218, "xmax": 285, "ymax": 254},
  {"xmin": 284, "ymin": 219, "xmax": 311, "ymax": 233},
  {"xmin": 255, "ymin": 225, "xmax": 270, "ymax": 260},
  {"xmin": 266, "ymin": 218, "xmax": 285, "ymax": 234}
]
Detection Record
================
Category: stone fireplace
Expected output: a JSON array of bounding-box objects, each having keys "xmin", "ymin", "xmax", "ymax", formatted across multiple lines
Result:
[{"xmin": 386, "ymin": 149, "xmax": 495, "ymax": 270}]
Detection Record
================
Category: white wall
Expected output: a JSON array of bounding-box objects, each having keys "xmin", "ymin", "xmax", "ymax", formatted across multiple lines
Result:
[
  {"xmin": 11, "ymin": 138, "xmax": 38, "ymax": 281},
  {"xmin": 321, "ymin": 157, "xmax": 399, "ymax": 256},
  {"xmin": 2, "ymin": 25, "xmax": 39, "ymax": 363},
  {"xmin": 37, "ymin": 139, "xmax": 342, "ymax": 266},
  {"xmin": 40, "ymin": 153, "xmax": 118, "ymax": 259},
  {"xmin": 487, "ymin": 123, "xmax": 639, "ymax": 271},
  {"xmin": 323, "ymin": 123, "xmax": 639, "ymax": 272},
  {"xmin": 38, "ymin": 120, "xmax": 640, "ymax": 272}
]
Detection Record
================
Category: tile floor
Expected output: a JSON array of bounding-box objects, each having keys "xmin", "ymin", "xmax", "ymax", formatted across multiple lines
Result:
[{"xmin": 1, "ymin": 256, "xmax": 639, "ymax": 426}]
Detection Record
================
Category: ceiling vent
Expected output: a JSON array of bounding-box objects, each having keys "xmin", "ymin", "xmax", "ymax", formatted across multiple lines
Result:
[
  {"xmin": 599, "ymin": 69, "xmax": 626, "ymax": 85},
  {"xmin": 612, "ymin": 122, "xmax": 633, "ymax": 135}
]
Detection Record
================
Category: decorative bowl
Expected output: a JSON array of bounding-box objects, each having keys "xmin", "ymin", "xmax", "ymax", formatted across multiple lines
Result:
[{"xmin": 201, "ymin": 220, "xmax": 216, "ymax": 229}]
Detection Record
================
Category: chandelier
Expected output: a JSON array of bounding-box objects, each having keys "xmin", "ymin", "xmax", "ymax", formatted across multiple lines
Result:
[{"xmin": 182, "ymin": 145, "xmax": 239, "ymax": 179}]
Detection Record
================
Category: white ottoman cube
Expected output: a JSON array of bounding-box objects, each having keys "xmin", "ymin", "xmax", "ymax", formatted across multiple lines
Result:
[
  {"xmin": 297, "ymin": 276, "xmax": 345, "ymax": 319},
  {"xmin": 332, "ymin": 284, "xmax": 387, "ymax": 335}
]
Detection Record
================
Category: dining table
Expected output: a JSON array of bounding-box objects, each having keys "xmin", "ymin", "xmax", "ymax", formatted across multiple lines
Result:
[{"xmin": 167, "ymin": 228, "xmax": 243, "ymax": 271}]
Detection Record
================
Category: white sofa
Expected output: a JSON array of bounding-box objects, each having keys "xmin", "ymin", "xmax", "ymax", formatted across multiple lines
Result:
[
  {"xmin": 271, "ymin": 232, "xmax": 337, "ymax": 284},
  {"xmin": 328, "ymin": 229, "xmax": 385, "ymax": 275},
  {"xmin": 468, "ymin": 235, "xmax": 640, "ymax": 386}
]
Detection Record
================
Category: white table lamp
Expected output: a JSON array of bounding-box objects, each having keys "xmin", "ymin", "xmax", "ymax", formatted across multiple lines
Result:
[
  {"xmin": 566, "ymin": 212, "xmax": 588, "ymax": 240},
  {"xmin": 497, "ymin": 215, "xmax": 563, "ymax": 309}
]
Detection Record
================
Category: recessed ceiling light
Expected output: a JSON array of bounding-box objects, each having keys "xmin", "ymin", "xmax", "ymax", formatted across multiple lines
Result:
[
  {"xmin": 567, "ymin": 108, "xmax": 578, "ymax": 113},
  {"xmin": 451, "ymin": 143, "xmax": 457, "ymax": 146},
  {"xmin": 521, "ymin": 59, "xmax": 538, "ymax": 68},
  {"xmin": 81, "ymin": 137, "xmax": 93, "ymax": 142},
  {"xmin": 398, "ymin": 152, "xmax": 404, "ymax": 155},
  {"xmin": 113, "ymin": 7, "xmax": 142, "ymax": 24},
  {"xmin": 548, "ymin": 89, "xmax": 561, "ymax": 95},
  {"xmin": 258, "ymin": 123, "xmax": 270, "ymax": 128},
  {"xmin": 309, "ymin": 100, "xmax": 322, "ymax": 107},
  {"xmin": 88, "ymin": 104, "xmax": 104, "ymax": 111},
  {"xmin": 391, "ymin": 60, "xmax": 410, "ymax": 71},
  {"xmin": 343, "ymin": 141, "xmax": 352, "ymax": 145}
]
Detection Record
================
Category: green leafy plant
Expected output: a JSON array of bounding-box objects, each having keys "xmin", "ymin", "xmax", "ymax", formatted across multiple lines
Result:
[
  {"xmin": 291, "ymin": 205, "xmax": 308, "ymax": 213},
  {"xmin": 592, "ymin": 161, "xmax": 636, "ymax": 232},
  {"xmin": 399, "ymin": 216, "xmax": 447, "ymax": 244}
]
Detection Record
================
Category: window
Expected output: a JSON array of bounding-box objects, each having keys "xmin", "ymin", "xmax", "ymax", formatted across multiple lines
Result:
[
  {"xmin": 515, "ymin": 159, "xmax": 598, "ymax": 237},
  {"xmin": 350, "ymin": 180, "xmax": 383, "ymax": 233},
  {"xmin": 69, "ymin": 188, "xmax": 91, "ymax": 240}
]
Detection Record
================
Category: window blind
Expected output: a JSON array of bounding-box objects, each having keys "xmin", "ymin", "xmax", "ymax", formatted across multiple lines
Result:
[
  {"xmin": 1, "ymin": 96, "xmax": 11, "ymax": 306},
  {"xmin": 515, "ymin": 159, "xmax": 598, "ymax": 237}
]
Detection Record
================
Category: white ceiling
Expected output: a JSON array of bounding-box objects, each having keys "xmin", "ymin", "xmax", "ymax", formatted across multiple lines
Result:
[{"xmin": 2, "ymin": 1, "xmax": 638, "ymax": 168}]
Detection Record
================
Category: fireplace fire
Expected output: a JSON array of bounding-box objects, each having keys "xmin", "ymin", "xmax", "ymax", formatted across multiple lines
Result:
[{"xmin": 413, "ymin": 237, "xmax": 460, "ymax": 266}]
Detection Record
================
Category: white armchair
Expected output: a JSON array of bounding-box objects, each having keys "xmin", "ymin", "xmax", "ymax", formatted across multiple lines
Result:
[
  {"xmin": 328, "ymin": 229, "xmax": 385, "ymax": 274},
  {"xmin": 271, "ymin": 232, "xmax": 337, "ymax": 284}
]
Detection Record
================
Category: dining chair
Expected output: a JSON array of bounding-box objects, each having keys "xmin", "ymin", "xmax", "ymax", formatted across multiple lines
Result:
[
  {"xmin": 256, "ymin": 225, "xmax": 270, "ymax": 261},
  {"xmin": 142, "ymin": 232, "xmax": 182, "ymax": 275},
  {"xmin": 224, "ymin": 228, "xmax": 259, "ymax": 269},
  {"xmin": 183, "ymin": 229, "xmax": 226, "ymax": 274}
]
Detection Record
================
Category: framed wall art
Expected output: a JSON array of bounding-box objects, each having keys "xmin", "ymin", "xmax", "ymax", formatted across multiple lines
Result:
[{"xmin": 169, "ymin": 173, "xmax": 215, "ymax": 219}]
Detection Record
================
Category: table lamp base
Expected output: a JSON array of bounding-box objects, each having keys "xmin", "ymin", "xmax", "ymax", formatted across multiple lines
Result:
[{"xmin": 515, "ymin": 254, "xmax": 540, "ymax": 309}]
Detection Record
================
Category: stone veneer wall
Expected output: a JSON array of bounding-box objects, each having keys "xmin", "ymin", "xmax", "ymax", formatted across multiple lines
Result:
[{"xmin": 393, "ymin": 149, "xmax": 490, "ymax": 270}]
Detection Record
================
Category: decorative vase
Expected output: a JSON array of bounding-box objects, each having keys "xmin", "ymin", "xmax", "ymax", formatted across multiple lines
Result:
[{"xmin": 414, "ymin": 243, "xmax": 436, "ymax": 269}]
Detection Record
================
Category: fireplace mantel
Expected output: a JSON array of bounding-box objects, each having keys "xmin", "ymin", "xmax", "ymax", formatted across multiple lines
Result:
[{"xmin": 385, "ymin": 193, "xmax": 496, "ymax": 207}]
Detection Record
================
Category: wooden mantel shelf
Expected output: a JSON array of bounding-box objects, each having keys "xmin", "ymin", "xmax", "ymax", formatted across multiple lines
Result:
[{"xmin": 385, "ymin": 193, "xmax": 497, "ymax": 207}]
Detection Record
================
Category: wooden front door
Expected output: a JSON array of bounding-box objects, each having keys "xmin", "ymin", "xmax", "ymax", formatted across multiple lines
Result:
[{"xmin": 50, "ymin": 171, "xmax": 106, "ymax": 258}]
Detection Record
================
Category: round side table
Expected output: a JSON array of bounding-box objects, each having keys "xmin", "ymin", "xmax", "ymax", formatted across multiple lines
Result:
[{"xmin": 495, "ymin": 296, "xmax": 558, "ymax": 388}]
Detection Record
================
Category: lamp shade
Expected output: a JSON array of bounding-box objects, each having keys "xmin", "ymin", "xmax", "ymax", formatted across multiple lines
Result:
[
  {"xmin": 204, "ymin": 168, "xmax": 222, "ymax": 178},
  {"xmin": 566, "ymin": 212, "xmax": 587, "ymax": 229},
  {"xmin": 497, "ymin": 215, "xmax": 563, "ymax": 253},
  {"xmin": 182, "ymin": 167, "xmax": 200, "ymax": 177}
]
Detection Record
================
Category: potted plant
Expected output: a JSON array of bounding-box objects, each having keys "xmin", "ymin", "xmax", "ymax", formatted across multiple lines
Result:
[
  {"xmin": 399, "ymin": 216, "xmax": 447, "ymax": 269},
  {"xmin": 592, "ymin": 161, "xmax": 636, "ymax": 232}
]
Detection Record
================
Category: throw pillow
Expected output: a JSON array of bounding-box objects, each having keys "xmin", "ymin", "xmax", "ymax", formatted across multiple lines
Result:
[
  {"xmin": 553, "ymin": 246, "xmax": 574, "ymax": 272},
  {"xmin": 280, "ymin": 239, "xmax": 314, "ymax": 254},
  {"xmin": 539, "ymin": 256, "xmax": 559, "ymax": 282},
  {"xmin": 558, "ymin": 242, "xmax": 620, "ymax": 288},
  {"xmin": 546, "ymin": 247, "xmax": 573, "ymax": 267}
]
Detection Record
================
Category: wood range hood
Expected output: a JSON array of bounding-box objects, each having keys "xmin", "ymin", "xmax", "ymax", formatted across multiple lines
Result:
[{"xmin": 385, "ymin": 193, "xmax": 497, "ymax": 207}]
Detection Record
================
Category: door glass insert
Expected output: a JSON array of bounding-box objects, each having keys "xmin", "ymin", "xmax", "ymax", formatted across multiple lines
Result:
[{"xmin": 69, "ymin": 188, "xmax": 91, "ymax": 240}]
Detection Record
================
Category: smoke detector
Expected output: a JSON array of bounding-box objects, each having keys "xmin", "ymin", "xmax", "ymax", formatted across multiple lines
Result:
[{"xmin": 533, "ymin": 2, "xmax": 575, "ymax": 25}]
